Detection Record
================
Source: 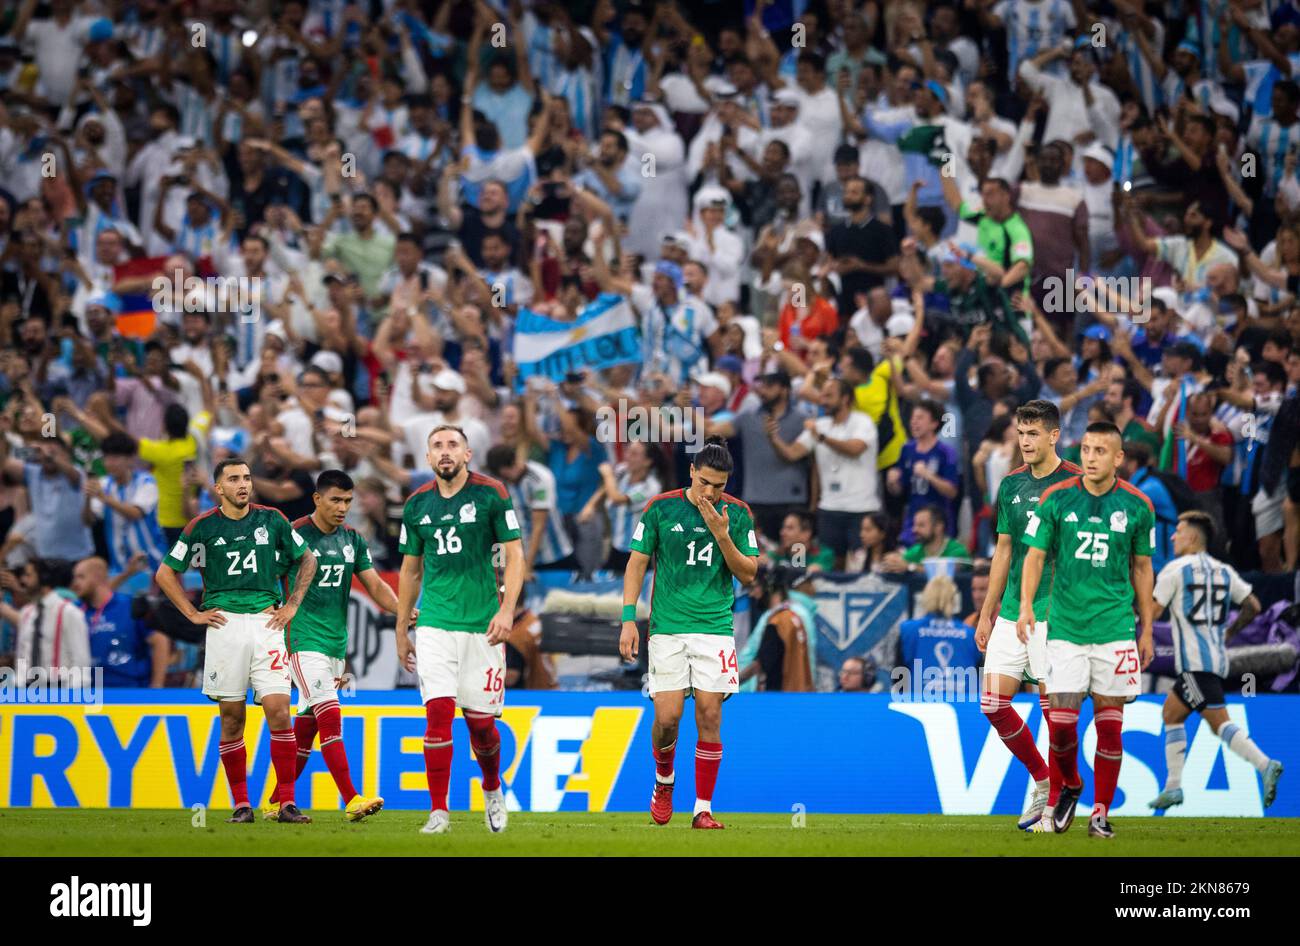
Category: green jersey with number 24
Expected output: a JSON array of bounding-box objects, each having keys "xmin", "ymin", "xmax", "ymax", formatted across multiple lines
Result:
[
  {"xmin": 162, "ymin": 504, "xmax": 308, "ymax": 614},
  {"xmin": 628, "ymin": 490, "xmax": 759, "ymax": 637}
]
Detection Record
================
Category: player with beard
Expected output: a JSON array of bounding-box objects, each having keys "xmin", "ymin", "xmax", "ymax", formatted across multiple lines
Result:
[{"xmin": 396, "ymin": 425, "xmax": 525, "ymax": 835}]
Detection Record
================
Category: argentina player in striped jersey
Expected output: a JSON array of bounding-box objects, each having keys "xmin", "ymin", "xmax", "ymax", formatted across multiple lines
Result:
[
  {"xmin": 486, "ymin": 445, "xmax": 579, "ymax": 575},
  {"xmin": 1149, "ymin": 511, "xmax": 1284, "ymax": 811}
]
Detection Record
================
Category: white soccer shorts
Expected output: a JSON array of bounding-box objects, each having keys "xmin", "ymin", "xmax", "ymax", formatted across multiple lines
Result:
[
  {"xmin": 647, "ymin": 633, "xmax": 739, "ymax": 696},
  {"xmin": 202, "ymin": 611, "xmax": 292, "ymax": 703},
  {"xmin": 1046, "ymin": 638, "xmax": 1142, "ymax": 698},
  {"xmin": 290, "ymin": 651, "xmax": 347, "ymax": 712},
  {"xmin": 414, "ymin": 626, "xmax": 505, "ymax": 716},
  {"xmin": 984, "ymin": 616, "xmax": 1049, "ymax": 683}
]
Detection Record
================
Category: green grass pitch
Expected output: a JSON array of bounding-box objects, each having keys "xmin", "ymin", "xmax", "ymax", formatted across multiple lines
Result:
[{"xmin": 5, "ymin": 809, "xmax": 1300, "ymax": 856}]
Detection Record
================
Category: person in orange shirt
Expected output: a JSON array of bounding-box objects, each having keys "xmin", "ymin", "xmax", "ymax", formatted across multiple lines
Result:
[{"xmin": 777, "ymin": 270, "xmax": 839, "ymax": 352}]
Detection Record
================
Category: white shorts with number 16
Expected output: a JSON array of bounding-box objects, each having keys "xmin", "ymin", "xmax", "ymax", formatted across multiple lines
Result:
[
  {"xmin": 648, "ymin": 633, "xmax": 738, "ymax": 696},
  {"xmin": 414, "ymin": 626, "xmax": 505, "ymax": 716},
  {"xmin": 1046, "ymin": 638, "xmax": 1142, "ymax": 698}
]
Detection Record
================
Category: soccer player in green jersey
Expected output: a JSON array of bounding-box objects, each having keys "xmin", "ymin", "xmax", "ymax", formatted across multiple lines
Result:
[
  {"xmin": 1019, "ymin": 422, "xmax": 1156, "ymax": 839},
  {"xmin": 975, "ymin": 399, "xmax": 1082, "ymax": 830},
  {"xmin": 395, "ymin": 425, "xmax": 524, "ymax": 836},
  {"xmin": 155, "ymin": 458, "xmax": 318, "ymax": 824},
  {"xmin": 620, "ymin": 437, "xmax": 760, "ymax": 829},
  {"xmin": 261, "ymin": 469, "xmax": 409, "ymax": 823}
]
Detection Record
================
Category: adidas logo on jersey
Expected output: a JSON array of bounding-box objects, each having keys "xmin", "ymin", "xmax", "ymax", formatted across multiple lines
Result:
[
  {"xmin": 213, "ymin": 537, "xmax": 226, "ymax": 546},
  {"xmin": 671, "ymin": 523, "xmax": 685, "ymax": 532},
  {"xmin": 420, "ymin": 515, "xmax": 432, "ymax": 525},
  {"xmin": 1065, "ymin": 512, "xmax": 1079, "ymax": 522},
  {"xmin": 1012, "ymin": 496, "xmax": 1021, "ymax": 504}
]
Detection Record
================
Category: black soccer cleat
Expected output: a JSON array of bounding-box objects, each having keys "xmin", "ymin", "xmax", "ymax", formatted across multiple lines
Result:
[
  {"xmin": 277, "ymin": 803, "xmax": 312, "ymax": 824},
  {"xmin": 1088, "ymin": 814, "xmax": 1115, "ymax": 839},
  {"xmin": 226, "ymin": 806, "xmax": 256, "ymax": 824},
  {"xmin": 1052, "ymin": 782, "xmax": 1084, "ymax": 833}
]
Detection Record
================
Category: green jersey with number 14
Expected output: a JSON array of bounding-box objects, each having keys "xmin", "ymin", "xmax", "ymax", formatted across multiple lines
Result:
[
  {"xmin": 995, "ymin": 459, "xmax": 1084, "ymax": 622},
  {"xmin": 162, "ymin": 504, "xmax": 308, "ymax": 614},
  {"xmin": 398, "ymin": 473, "xmax": 522, "ymax": 633},
  {"xmin": 628, "ymin": 490, "xmax": 759, "ymax": 636},
  {"xmin": 279, "ymin": 517, "xmax": 373, "ymax": 659},
  {"xmin": 1023, "ymin": 476, "xmax": 1155, "ymax": 645}
]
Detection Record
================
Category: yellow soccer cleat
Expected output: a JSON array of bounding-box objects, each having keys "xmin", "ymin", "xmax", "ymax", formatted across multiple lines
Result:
[{"xmin": 345, "ymin": 794, "xmax": 384, "ymax": 822}]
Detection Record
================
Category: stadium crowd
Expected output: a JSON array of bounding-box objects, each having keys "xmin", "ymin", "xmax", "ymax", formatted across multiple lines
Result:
[{"xmin": 1, "ymin": 0, "xmax": 1299, "ymax": 692}]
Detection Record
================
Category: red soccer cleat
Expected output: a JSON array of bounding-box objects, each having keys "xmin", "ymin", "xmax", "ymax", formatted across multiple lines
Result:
[
  {"xmin": 691, "ymin": 811, "xmax": 725, "ymax": 830},
  {"xmin": 650, "ymin": 781, "xmax": 674, "ymax": 825}
]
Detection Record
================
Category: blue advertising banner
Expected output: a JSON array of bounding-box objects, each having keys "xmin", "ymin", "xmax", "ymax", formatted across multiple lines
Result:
[{"xmin": 2, "ymin": 691, "xmax": 1296, "ymax": 817}]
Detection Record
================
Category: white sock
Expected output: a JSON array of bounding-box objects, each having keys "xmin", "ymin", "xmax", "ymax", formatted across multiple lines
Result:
[
  {"xmin": 656, "ymin": 771, "xmax": 675, "ymax": 785},
  {"xmin": 694, "ymin": 798, "xmax": 710, "ymax": 816},
  {"xmin": 1220, "ymin": 723, "xmax": 1269, "ymax": 772},
  {"xmin": 1164, "ymin": 724, "xmax": 1187, "ymax": 791}
]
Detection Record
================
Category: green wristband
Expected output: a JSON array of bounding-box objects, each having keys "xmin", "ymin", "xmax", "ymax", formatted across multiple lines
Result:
[{"xmin": 622, "ymin": 605, "xmax": 637, "ymax": 622}]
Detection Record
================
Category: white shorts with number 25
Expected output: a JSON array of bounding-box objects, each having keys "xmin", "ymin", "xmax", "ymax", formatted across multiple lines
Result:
[
  {"xmin": 414, "ymin": 626, "xmax": 505, "ymax": 716},
  {"xmin": 1046, "ymin": 637, "xmax": 1142, "ymax": 698}
]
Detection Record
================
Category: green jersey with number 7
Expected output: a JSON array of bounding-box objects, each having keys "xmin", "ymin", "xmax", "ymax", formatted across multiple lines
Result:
[
  {"xmin": 1023, "ymin": 476, "xmax": 1155, "ymax": 645},
  {"xmin": 628, "ymin": 490, "xmax": 760, "ymax": 636}
]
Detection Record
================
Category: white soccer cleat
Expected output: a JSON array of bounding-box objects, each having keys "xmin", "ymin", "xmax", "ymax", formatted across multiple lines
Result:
[
  {"xmin": 484, "ymin": 788, "xmax": 508, "ymax": 833},
  {"xmin": 1018, "ymin": 781, "xmax": 1050, "ymax": 830},
  {"xmin": 420, "ymin": 810, "xmax": 451, "ymax": 834}
]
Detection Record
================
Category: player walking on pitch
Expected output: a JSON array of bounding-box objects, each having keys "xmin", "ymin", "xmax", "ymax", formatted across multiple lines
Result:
[
  {"xmin": 620, "ymin": 437, "xmax": 760, "ymax": 829},
  {"xmin": 1019, "ymin": 422, "xmax": 1156, "ymax": 838},
  {"xmin": 976, "ymin": 400, "xmax": 1082, "ymax": 830},
  {"xmin": 263, "ymin": 470, "xmax": 407, "ymax": 822},
  {"xmin": 396, "ymin": 425, "xmax": 525, "ymax": 835},
  {"xmin": 155, "ymin": 458, "xmax": 318, "ymax": 824},
  {"xmin": 1148, "ymin": 511, "xmax": 1284, "ymax": 811}
]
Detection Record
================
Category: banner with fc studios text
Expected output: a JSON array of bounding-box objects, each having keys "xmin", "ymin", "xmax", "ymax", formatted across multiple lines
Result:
[{"xmin": 1, "ymin": 691, "xmax": 1297, "ymax": 816}]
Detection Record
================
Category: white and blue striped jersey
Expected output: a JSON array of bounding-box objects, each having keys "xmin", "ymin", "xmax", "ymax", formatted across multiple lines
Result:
[
  {"xmin": 1246, "ymin": 114, "xmax": 1300, "ymax": 197},
  {"xmin": 1111, "ymin": 17, "xmax": 1165, "ymax": 113},
  {"xmin": 506, "ymin": 461, "xmax": 573, "ymax": 566},
  {"xmin": 549, "ymin": 66, "xmax": 598, "ymax": 141},
  {"xmin": 1240, "ymin": 56, "xmax": 1300, "ymax": 120},
  {"xmin": 92, "ymin": 470, "xmax": 169, "ymax": 574},
  {"xmin": 1154, "ymin": 552, "xmax": 1253, "ymax": 677},
  {"xmin": 609, "ymin": 469, "xmax": 661, "ymax": 552},
  {"xmin": 994, "ymin": 0, "xmax": 1076, "ymax": 82}
]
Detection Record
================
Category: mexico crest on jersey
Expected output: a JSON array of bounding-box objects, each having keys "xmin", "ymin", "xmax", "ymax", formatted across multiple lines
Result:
[
  {"xmin": 1109, "ymin": 510, "xmax": 1128, "ymax": 533},
  {"xmin": 254, "ymin": 526, "xmax": 270, "ymax": 545},
  {"xmin": 342, "ymin": 544, "xmax": 355, "ymax": 563},
  {"xmin": 459, "ymin": 502, "xmax": 477, "ymax": 523}
]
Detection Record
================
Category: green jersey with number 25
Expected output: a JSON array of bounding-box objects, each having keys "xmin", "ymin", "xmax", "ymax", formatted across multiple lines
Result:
[
  {"xmin": 1023, "ymin": 476, "xmax": 1155, "ymax": 645},
  {"xmin": 629, "ymin": 490, "xmax": 759, "ymax": 636}
]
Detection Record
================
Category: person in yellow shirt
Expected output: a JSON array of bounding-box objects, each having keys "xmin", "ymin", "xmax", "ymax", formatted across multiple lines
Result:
[{"xmin": 137, "ymin": 404, "xmax": 198, "ymax": 543}]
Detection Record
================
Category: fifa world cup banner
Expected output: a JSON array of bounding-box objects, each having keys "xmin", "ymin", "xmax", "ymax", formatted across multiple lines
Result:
[
  {"xmin": 3, "ymin": 691, "xmax": 1297, "ymax": 816},
  {"xmin": 511, "ymin": 293, "xmax": 641, "ymax": 390}
]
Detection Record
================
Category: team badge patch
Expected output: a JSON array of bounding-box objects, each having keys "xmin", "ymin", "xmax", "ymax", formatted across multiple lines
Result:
[
  {"xmin": 459, "ymin": 502, "xmax": 477, "ymax": 523},
  {"xmin": 342, "ymin": 544, "xmax": 355, "ymax": 563},
  {"xmin": 1110, "ymin": 510, "xmax": 1128, "ymax": 533},
  {"xmin": 254, "ymin": 526, "xmax": 270, "ymax": 545}
]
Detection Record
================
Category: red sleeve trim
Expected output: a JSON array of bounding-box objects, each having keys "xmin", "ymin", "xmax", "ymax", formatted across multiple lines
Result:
[
  {"xmin": 1007, "ymin": 464, "xmax": 1029, "ymax": 476},
  {"xmin": 721, "ymin": 492, "xmax": 753, "ymax": 518},
  {"xmin": 468, "ymin": 471, "xmax": 509, "ymax": 499},
  {"xmin": 1038, "ymin": 476, "xmax": 1080, "ymax": 502},
  {"xmin": 181, "ymin": 507, "xmax": 220, "ymax": 537},
  {"xmin": 1060, "ymin": 460, "xmax": 1084, "ymax": 474}
]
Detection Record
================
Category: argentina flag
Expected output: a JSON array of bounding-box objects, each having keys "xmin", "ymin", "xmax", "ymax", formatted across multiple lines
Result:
[{"xmin": 512, "ymin": 293, "xmax": 641, "ymax": 390}]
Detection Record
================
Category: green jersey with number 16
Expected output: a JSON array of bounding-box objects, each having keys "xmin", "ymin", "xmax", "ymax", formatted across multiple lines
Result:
[
  {"xmin": 162, "ymin": 504, "xmax": 308, "ymax": 614},
  {"xmin": 628, "ymin": 490, "xmax": 760, "ymax": 636},
  {"xmin": 1023, "ymin": 476, "xmax": 1155, "ymax": 645},
  {"xmin": 398, "ymin": 473, "xmax": 522, "ymax": 633},
  {"xmin": 279, "ymin": 517, "xmax": 373, "ymax": 659}
]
